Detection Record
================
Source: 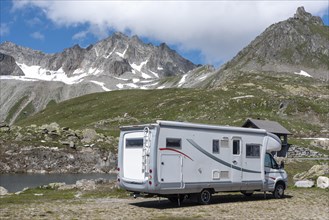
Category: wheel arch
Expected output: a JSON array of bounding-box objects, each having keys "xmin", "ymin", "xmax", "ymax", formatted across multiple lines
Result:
[{"xmin": 275, "ymin": 180, "xmax": 286, "ymax": 189}]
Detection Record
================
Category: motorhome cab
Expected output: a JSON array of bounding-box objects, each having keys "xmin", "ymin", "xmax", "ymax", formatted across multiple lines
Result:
[{"xmin": 117, "ymin": 121, "xmax": 288, "ymax": 205}]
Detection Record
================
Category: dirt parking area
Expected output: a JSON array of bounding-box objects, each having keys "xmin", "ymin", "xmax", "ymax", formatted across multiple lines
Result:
[{"xmin": 1, "ymin": 188, "xmax": 328, "ymax": 220}]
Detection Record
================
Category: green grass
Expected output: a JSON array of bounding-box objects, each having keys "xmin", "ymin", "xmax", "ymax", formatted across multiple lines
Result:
[
  {"xmin": 0, "ymin": 187, "xmax": 77, "ymax": 205},
  {"xmin": 15, "ymin": 72, "xmax": 328, "ymax": 142}
]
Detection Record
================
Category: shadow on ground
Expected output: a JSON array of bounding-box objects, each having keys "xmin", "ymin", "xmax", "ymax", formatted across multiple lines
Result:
[{"xmin": 130, "ymin": 193, "xmax": 293, "ymax": 209}]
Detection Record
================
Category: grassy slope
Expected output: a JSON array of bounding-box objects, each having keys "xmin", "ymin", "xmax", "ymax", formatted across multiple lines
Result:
[{"xmin": 17, "ymin": 72, "xmax": 328, "ymax": 140}]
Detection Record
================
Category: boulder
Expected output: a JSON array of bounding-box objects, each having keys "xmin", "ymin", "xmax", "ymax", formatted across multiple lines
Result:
[
  {"xmin": 40, "ymin": 122, "xmax": 60, "ymax": 134},
  {"xmin": 0, "ymin": 186, "xmax": 8, "ymax": 195},
  {"xmin": 293, "ymin": 164, "xmax": 329, "ymax": 181},
  {"xmin": 82, "ymin": 129, "xmax": 98, "ymax": 143},
  {"xmin": 295, "ymin": 180, "xmax": 315, "ymax": 188},
  {"xmin": 317, "ymin": 176, "xmax": 329, "ymax": 189}
]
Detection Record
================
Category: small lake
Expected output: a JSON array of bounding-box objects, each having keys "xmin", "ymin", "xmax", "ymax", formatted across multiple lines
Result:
[{"xmin": 0, "ymin": 173, "xmax": 117, "ymax": 193}]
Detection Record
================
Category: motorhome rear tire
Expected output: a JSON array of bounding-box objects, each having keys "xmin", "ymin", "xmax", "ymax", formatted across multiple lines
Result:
[
  {"xmin": 273, "ymin": 183, "xmax": 285, "ymax": 199},
  {"xmin": 198, "ymin": 189, "xmax": 212, "ymax": 205}
]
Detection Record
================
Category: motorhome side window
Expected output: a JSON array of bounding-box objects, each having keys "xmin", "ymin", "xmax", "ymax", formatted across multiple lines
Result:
[
  {"xmin": 246, "ymin": 144, "xmax": 260, "ymax": 158},
  {"xmin": 166, "ymin": 138, "xmax": 181, "ymax": 148},
  {"xmin": 213, "ymin": 140, "xmax": 219, "ymax": 154},
  {"xmin": 233, "ymin": 140, "xmax": 240, "ymax": 155},
  {"xmin": 126, "ymin": 138, "xmax": 143, "ymax": 148}
]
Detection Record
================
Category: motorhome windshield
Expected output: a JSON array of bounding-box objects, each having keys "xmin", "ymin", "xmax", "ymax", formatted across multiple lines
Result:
[{"xmin": 265, "ymin": 153, "xmax": 279, "ymax": 169}]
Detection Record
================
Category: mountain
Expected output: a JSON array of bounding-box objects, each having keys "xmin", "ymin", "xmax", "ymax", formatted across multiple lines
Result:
[
  {"xmin": 0, "ymin": 33, "xmax": 197, "ymax": 80},
  {"xmin": 0, "ymin": 33, "xmax": 204, "ymax": 124},
  {"xmin": 210, "ymin": 6, "xmax": 329, "ymax": 86},
  {"xmin": 1, "ymin": 7, "xmax": 328, "ymax": 125}
]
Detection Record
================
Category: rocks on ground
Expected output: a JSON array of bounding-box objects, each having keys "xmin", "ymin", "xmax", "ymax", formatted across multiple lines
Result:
[
  {"xmin": 0, "ymin": 186, "xmax": 8, "ymax": 196},
  {"xmin": 317, "ymin": 176, "xmax": 329, "ymax": 189},
  {"xmin": 0, "ymin": 123, "xmax": 118, "ymax": 174},
  {"xmin": 294, "ymin": 164, "xmax": 329, "ymax": 188}
]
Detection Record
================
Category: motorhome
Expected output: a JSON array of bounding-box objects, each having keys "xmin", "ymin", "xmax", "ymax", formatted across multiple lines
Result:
[{"xmin": 117, "ymin": 120, "xmax": 288, "ymax": 205}]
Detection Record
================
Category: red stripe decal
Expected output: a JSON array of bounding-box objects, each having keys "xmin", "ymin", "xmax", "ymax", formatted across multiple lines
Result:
[{"xmin": 159, "ymin": 148, "xmax": 193, "ymax": 161}]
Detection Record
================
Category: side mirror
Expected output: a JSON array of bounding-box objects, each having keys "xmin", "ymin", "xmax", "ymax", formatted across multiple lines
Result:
[{"xmin": 280, "ymin": 161, "xmax": 285, "ymax": 169}]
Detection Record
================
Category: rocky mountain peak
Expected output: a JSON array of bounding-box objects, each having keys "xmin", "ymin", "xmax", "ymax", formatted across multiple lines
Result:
[
  {"xmin": 215, "ymin": 6, "xmax": 329, "ymax": 82},
  {"xmin": 293, "ymin": 6, "xmax": 323, "ymax": 25}
]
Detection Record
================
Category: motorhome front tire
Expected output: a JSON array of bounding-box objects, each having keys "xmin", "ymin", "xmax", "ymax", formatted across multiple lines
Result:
[{"xmin": 273, "ymin": 183, "xmax": 285, "ymax": 199}]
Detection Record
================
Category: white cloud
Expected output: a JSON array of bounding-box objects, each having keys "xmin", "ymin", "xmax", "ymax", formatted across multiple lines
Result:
[
  {"xmin": 30, "ymin": 31, "xmax": 45, "ymax": 40},
  {"xmin": 72, "ymin": 30, "xmax": 89, "ymax": 40},
  {"xmin": 12, "ymin": 1, "xmax": 329, "ymax": 66},
  {"xmin": 0, "ymin": 23, "xmax": 10, "ymax": 37}
]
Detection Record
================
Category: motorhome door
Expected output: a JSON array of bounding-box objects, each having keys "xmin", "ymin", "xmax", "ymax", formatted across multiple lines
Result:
[
  {"xmin": 160, "ymin": 154, "xmax": 183, "ymax": 189},
  {"xmin": 231, "ymin": 138, "xmax": 242, "ymax": 185}
]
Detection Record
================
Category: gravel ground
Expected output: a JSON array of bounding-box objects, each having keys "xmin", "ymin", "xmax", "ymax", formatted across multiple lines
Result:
[{"xmin": 1, "ymin": 188, "xmax": 329, "ymax": 220}]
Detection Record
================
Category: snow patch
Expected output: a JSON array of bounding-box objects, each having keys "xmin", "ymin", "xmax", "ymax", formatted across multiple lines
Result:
[
  {"xmin": 115, "ymin": 46, "xmax": 128, "ymax": 58},
  {"xmin": 178, "ymin": 74, "xmax": 188, "ymax": 87},
  {"xmin": 141, "ymin": 72, "xmax": 152, "ymax": 79},
  {"xmin": 114, "ymin": 76, "xmax": 129, "ymax": 81},
  {"xmin": 116, "ymin": 83, "xmax": 124, "ymax": 89},
  {"xmin": 16, "ymin": 62, "xmax": 87, "ymax": 85},
  {"xmin": 149, "ymin": 70, "xmax": 159, "ymax": 78},
  {"xmin": 198, "ymin": 75, "xmax": 208, "ymax": 81},
  {"xmin": 231, "ymin": 95, "xmax": 254, "ymax": 100},
  {"xmin": 157, "ymin": 86, "xmax": 166, "ymax": 89},
  {"xmin": 132, "ymin": 78, "xmax": 140, "ymax": 83},
  {"xmin": 104, "ymin": 47, "xmax": 116, "ymax": 59},
  {"xmin": 157, "ymin": 66, "xmax": 163, "ymax": 70},
  {"xmin": 90, "ymin": 80, "xmax": 111, "ymax": 91},
  {"xmin": 294, "ymin": 70, "xmax": 312, "ymax": 77},
  {"xmin": 94, "ymin": 48, "xmax": 99, "ymax": 57},
  {"xmin": 140, "ymin": 86, "xmax": 148, "ymax": 90},
  {"xmin": 126, "ymin": 83, "xmax": 138, "ymax": 88},
  {"xmin": 131, "ymin": 60, "xmax": 148, "ymax": 72},
  {"xmin": 73, "ymin": 68, "xmax": 85, "ymax": 75}
]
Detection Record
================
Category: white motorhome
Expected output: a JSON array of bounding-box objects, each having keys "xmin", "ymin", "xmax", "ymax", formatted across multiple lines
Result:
[{"xmin": 117, "ymin": 120, "xmax": 288, "ymax": 205}]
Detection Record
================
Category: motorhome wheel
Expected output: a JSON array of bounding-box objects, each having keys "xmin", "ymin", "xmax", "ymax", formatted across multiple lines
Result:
[
  {"xmin": 198, "ymin": 189, "xmax": 212, "ymax": 205},
  {"xmin": 273, "ymin": 183, "xmax": 285, "ymax": 199}
]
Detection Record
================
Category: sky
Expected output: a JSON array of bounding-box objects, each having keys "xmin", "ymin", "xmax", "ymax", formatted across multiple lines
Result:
[{"xmin": 0, "ymin": 0, "xmax": 328, "ymax": 67}]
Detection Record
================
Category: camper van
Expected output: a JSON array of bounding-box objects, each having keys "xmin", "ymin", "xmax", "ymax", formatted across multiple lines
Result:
[{"xmin": 117, "ymin": 120, "xmax": 288, "ymax": 205}]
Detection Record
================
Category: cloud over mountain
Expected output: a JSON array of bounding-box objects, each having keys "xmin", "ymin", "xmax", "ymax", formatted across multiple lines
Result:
[{"xmin": 11, "ymin": 1, "xmax": 329, "ymax": 66}]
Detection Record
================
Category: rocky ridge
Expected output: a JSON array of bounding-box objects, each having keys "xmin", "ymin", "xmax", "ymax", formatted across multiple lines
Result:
[
  {"xmin": 211, "ymin": 6, "xmax": 329, "ymax": 87},
  {"xmin": 0, "ymin": 32, "xmax": 197, "ymax": 78}
]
